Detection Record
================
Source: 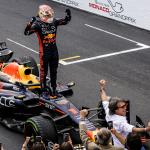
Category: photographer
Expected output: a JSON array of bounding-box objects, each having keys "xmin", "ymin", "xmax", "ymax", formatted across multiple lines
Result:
[{"xmin": 79, "ymin": 109, "xmax": 124, "ymax": 150}]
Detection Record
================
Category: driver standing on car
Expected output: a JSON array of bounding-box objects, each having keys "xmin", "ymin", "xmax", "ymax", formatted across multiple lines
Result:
[{"xmin": 24, "ymin": 4, "xmax": 71, "ymax": 97}]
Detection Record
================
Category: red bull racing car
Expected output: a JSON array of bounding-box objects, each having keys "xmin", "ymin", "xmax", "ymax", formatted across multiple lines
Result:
[{"xmin": 0, "ymin": 42, "xmax": 104, "ymax": 145}]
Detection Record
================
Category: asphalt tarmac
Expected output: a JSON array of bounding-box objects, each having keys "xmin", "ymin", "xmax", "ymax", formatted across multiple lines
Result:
[{"xmin": 0, "ymin": 0, "xmax": 150, "ymax": 149}]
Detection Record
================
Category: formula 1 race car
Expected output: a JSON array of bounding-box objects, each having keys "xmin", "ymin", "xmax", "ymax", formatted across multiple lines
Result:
[{"xmin": 0, "ymin": 42, "xmax": 101, "ymax": 145}]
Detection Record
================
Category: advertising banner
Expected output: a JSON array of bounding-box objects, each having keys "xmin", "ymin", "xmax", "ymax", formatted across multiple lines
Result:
[{"xmin": 52, "ymin": 0, "xmax": 150, "ymax": 31}]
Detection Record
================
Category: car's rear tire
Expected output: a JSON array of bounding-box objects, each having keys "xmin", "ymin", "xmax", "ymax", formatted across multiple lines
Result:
[
  {"xmin": 12, "ymin": 56, "xmax": 39, "ymax": 77},
  {"xmin": 24, "ymin": 115, "xmax": 58, "ymax": 143}
]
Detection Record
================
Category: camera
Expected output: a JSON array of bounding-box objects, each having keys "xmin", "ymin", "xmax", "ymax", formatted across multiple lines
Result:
[
  {"xmin": 108, "ymin": 121, "xmax": 113, "ymax": 129},
  {"xmin": 63, "ymin": 133, "xmax": 70, "ymax": 142}
]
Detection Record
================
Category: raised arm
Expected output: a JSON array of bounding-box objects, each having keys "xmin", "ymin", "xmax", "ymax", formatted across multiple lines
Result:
[
  {"xmin": 24, "ymin": 17, "xmax": 37, "ymax": 35},
  {"xmin": 55, "ymin": 9, "xmax": 71, "ymax": 26},
  {"xmin": 99, "ymin": 79, "xmax": 110, "ymax": 101},
  {"xmin": 21, "ymin": 136, "xmax": 31, "ymax": 150}
]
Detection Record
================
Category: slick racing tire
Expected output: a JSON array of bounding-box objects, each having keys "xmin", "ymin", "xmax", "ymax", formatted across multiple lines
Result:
[
  {"xmin": 12, "ymin": 56, "xmax": 39, "ymax": 77},
  {"xmin": 24, "ymin": 115, "xmax": 58, "ymax": 143}
]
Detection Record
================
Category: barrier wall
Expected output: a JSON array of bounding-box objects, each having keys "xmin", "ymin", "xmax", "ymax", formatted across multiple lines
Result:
[{"xmin": 52, "ymin": 0, "xmax": 150, "ymax": 31}]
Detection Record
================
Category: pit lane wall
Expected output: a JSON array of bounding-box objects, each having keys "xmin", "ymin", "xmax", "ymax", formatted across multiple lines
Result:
[{"xmin": 52, "ymin": 0, "xmax": 150, "ymax": 31}]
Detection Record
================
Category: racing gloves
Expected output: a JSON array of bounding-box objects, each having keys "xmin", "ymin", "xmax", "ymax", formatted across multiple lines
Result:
[
  {"xmin": 65, "ymin": 8, "xmax": 71, "ymax": 22},
  {"xmin": 24, "ymin": 17, "xmax": 36, "ymax": 35}
]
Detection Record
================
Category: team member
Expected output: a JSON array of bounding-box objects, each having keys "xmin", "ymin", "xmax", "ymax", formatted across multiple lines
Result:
[{"xmin": 24, "ymin": 4, "xmax": 71, "ymax": 97}]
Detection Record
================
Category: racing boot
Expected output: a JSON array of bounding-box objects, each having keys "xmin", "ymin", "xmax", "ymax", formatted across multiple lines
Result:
[
  {"xmin": 50, "ymin": 87, "xmax": 61, "ymax": 99},
  {"xmin": 41, "ymin": 83, "xmax": 52, "ymax": 97}
]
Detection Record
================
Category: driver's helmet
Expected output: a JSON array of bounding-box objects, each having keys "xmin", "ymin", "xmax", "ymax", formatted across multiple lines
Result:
[{"xmin": 38, "ymin": 4, "xmax": 54, "ymax": 23}]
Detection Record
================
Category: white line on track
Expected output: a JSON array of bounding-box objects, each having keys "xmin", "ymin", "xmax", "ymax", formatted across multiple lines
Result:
[
  {"xmin": 61, "ymin": 44, "xmax": 150, "ymax": 65},
  {"xmin": 7, "ymin": 38, "xmax": 39, "ymax": 54},
  {"xmin": 61, "ymin": 24, "xmax": 150, "ymax": 65},
  {"xmin": 85, "ymin": 24, "xmax": 139, "ymax": 44}
]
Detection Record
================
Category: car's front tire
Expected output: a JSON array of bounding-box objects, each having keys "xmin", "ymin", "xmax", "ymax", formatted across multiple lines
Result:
[{"xmin": 24, "ymin": 115, "xmax": 58, "ymax": 143}]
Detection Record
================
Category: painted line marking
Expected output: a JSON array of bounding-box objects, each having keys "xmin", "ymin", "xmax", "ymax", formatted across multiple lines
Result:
[
  {"xmin": 59, "ymin": 56, "xmax": 80, "ymax": 65},
  {"xmin": 59, "ymin": 24, "xmax": 150, "ymax": 65},
  {"xmin": 7, "ymin": 38, "xmax": 39, "ymax": 54},
  {"xmin": 62, "ymin": 44, "xmax": 150, "ymax": 65},
  {"xmin": 6, "ymin": 38, "xmax": 79, "ymax": 65},
  {"xmin": 60, "ymin": 56, "xmax": 80, "ymax": 61},
  {"xmin": 85, "ymin": 24, "xmax": 139, "ymax": 44}
]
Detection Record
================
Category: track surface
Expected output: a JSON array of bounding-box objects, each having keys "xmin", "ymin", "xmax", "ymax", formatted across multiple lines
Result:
[{"xmin": 0, "ymin": 0, "xmax": 150, "ymax": 149}]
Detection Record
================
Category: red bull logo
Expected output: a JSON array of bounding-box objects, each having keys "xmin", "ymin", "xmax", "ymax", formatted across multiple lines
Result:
[
  {"xmin": 43, "ymin": 33, "xmax": 56, "ymax": 43},
  {"xmin": 44, "ymin": 33, "xmax": 55, "ymax": 39}
]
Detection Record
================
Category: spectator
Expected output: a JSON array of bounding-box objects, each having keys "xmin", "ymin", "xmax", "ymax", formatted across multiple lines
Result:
[
  {"xmin": 111, "ymin": 128, "xmax": 150, "ymax": 150},
  {"xmin": 59, "ymin": 142, "xmax": 74, "ymax": 150},
  {"xmin": 99, "ymin": 79, "xmax": 150, "ymax": 149},
  {"xmin": 79, "ymin": 109, "xmax": 124, "ymax": 150},
  {"xmin": 126, "ymin": 132, "xmax": 144, "ymax": 150}
]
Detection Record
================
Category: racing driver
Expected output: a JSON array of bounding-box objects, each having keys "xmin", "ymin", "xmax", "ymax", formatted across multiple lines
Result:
[{"xmin": 24, "ymin": 4, "xmax": 71, "ymax": 97}]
